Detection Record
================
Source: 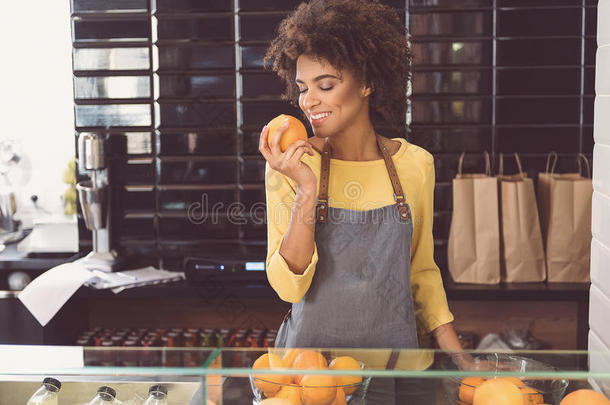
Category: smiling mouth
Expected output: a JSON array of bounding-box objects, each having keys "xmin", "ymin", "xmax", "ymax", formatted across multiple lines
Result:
[{"xmin": 310, "ymin": 112, "xmax": 332, "ymax": 125}]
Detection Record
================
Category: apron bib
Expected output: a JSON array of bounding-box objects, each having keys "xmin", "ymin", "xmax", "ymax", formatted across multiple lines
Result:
[{"xmin": 275, "ymin": 135, "xmax": 418, "ymax": 350}]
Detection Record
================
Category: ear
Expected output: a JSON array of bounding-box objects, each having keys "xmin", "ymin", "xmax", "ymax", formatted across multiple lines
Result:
[{"xmin": 361, "ymin": 84, "xmax": 374, "ymax": 97}]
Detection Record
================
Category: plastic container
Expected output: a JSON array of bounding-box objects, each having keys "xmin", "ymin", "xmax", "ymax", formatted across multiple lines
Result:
[
  {"xmin": 26, "ymin": 377, "xmax": 61, "ymax": 405},
  {"xmin": 143, "ymin": 385, "xmax": 168, "ymax": 405},
  {"xmin": 439, "ymin": 352, "xmax": 569, "ymax": 405},
  {"xmin": 87, "ymin": 386, "xmax": 120, "ymax": 404}
]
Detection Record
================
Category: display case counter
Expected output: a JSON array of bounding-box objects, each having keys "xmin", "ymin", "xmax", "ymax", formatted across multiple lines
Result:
[{"xmin": 1, "ymin": 346, "xmax": 609, "ymax": 404}]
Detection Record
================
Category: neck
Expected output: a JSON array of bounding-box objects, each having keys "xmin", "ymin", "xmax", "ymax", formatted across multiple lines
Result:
[{"xmin": 327, "ymin": 125, "xmax": 380, "ymax": 161}]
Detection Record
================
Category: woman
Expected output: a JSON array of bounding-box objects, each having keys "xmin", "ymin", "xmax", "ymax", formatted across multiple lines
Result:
[{"xmin": 258, "ymin": 0, "xmax": 469, "ymax": 403}]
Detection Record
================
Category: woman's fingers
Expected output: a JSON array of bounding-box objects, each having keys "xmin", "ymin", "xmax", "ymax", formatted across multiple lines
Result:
[
  {"xmin": 268, "ymin": 119, "xmax": 289, "ymax": 156},
  {"xmin": 288, "ymin": 144, "xmax": 314, "ymax": 165},
  {"xmin": 258, "ymin": 125, "xmax": 271, "ymax": 161},
  {"xmin": 284, "ymin": 140, "xmax": 314, "ymax": 161}
]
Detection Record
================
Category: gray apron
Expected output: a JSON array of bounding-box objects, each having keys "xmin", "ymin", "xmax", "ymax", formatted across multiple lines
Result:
[
  {"xmin": 275, "ymin": 135, "xmax": 421, "ymax": 404},
  {"xmin": 188, "ymin": 136, "xmax": 425, "ymax": 405}
]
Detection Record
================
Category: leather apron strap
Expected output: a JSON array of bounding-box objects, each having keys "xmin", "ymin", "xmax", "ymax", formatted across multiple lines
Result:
[
  {"xmin": 316, "ymin": 137, "xmax": 332, "ymax": 223},
  {"xmin": 316, "ymin": 135, "xmax": 410, "ymax": 223},
  {"xmin": 385, "ymin": 349, "xmax": 400, "ymax": 370}
]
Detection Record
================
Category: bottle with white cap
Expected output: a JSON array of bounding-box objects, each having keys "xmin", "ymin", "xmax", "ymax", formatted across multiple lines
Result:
[
  {"xmin": 26, "ymin": 377, "xmax": 61, "ymax": 405},
  {"xmin": 87, "ymin": 386, "xmax": 120, "ymax": 404},
  {"xmin": 143, "ymin": 385, "xmax": 168, "ymax": 405}
]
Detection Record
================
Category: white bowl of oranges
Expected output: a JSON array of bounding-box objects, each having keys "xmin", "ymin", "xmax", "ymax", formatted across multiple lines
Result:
[{"xmin": 249, "ymin": 349, "xmax": 371, "ymax": 405}]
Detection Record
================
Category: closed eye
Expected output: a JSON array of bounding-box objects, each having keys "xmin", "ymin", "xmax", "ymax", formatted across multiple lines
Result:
[{"xmin": 299, "ymin": 87, "xmax": 333, "ymax": 94}]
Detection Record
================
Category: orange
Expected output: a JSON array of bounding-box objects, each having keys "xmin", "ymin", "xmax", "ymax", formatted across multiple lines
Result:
[
  {"xmin": 559, "ymin": 389, "xmax": 610, "ymax": 405},
  {"xmin": 283, "ymin": 349, "xmax": 304, "ymax": 368},
  {"xmin": 258, "ymin": 399, "xmax": 295, "ymax": 405},
  {"xmin": 253, "ymin": 353, "xmax": 291, "ymax": 397},
  {"xmin": 331, "ymin": 387, "xmax": 346, "ymax": 405},
  {"xmin": 473, "ymin": 378, "xmax": 524, "ymax": 405},
  {"xmin": 293, "ymin": 350, "xmax": 328, "ymax": 384},
  {"xmin": 275, "ymin": 385, "xmax": 303, "ymax": 405},
  {"xmin": 520, "ymin": 386, "xmax": 543, "ymax": 405},
  {"xmin": 266, "ymin": 114, "xmax": 308, "ymax": 152},
  {"xmin": 301, "ymin": 374, "xmax": 337, "ymax": 405},
  {"xmin": 282, "ymin": 349, "xmax": 305, "ymax": 384},
  {"xmin": 459, "ymin": 377, "xmax": 486, "ymax": 404},
  {"xmin": 328, "ymin": 356, "xmax": 362, "ymax": 395},
  {"xmin": 494, "ymin": 377, "xmax": 525, "ymax": 387}
]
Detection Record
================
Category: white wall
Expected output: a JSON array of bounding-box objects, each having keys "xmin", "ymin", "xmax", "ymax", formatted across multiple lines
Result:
[
  {"xmin": 0, "ymin": 1, "xmax": 75, "ymax": 221},
  {"xmin": 590, "ymin": 0, "xmax": 610, "ymax": 393}
]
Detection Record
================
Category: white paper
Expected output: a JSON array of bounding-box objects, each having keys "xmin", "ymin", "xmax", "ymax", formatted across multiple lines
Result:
[
  {"xmin": 17, "ymin": 220, "xmax": 78, "ymax": 253},
  {"xmin": 85, "ymin": 266, "xmax": 185, "ymax": 293},
  {"xmin": 18, "ymin": 262, "xmax": 184, "ymax": 326},
  {"xmin": 18, "ymin": 262, "xmax": 94, "ymax": 326},
  {"xmin": 0, "ymin": 345, "xmax": 84, "ymax": 372}
]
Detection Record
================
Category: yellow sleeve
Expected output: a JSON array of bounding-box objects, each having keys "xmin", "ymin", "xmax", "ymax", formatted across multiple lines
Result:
[
  {"xmin": 265, "ymin": 161, "xmax": 319, "ymax": 303},
  {"xmin": 410, "ymin": 154, "xmax": 454, "ymax": 333}
]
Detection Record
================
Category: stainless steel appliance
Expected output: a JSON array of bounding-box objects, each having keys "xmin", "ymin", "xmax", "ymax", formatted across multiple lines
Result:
[{"xmin": 76, "ymin": 133, "xmax": 118, "ymax": 272}]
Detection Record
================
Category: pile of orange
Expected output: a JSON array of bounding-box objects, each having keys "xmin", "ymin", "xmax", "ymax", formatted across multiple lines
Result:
[
  {"xmin": 459, "ymin": 376, "xmax": 610, "ymax": 405},
  {"xmin": 252, "ymin": 349, "xmax": 363, "ymax": 405},
  {"xmin": 559, "ymin": 389, "xmax": 610, "ymax": 405},
  {"xmin": 458, "ymin": 376, "xmax": 545, "ymax": 405}
]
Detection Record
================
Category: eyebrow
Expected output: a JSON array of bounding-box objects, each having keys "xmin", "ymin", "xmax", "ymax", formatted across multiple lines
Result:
[{"xmin": 295, "ymin": 74, "xmax": 340, "ymax": 84}]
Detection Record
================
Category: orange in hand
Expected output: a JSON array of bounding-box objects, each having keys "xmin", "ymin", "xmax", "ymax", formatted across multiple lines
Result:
[{"xmin": 267, "ymin": 114, "xmax": 308, "ymax": 152}]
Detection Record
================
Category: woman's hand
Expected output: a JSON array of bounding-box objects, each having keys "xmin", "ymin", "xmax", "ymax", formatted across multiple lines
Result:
[
  {"xmin": 258, "ymin": 118, "xmax": 317, "ymax": 191},
  {"xmin": 433, "ymin": 323, "xmax": 511, "ymax": 372},
  {"xmin": 433, "ymin": 323, "xmax": 478, "ymax": 371}
]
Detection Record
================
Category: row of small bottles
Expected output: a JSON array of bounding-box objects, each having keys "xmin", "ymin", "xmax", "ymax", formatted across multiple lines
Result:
[
  {"xmin": 76, "ymin": 327, "xmax": 278, "ymax": 348},
  {"xmin": 27, "ymin": 378, "xmax": 168, "ymax": 405}
]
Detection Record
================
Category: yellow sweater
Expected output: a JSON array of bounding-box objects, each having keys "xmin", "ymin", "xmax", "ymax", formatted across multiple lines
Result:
[{"xmin": 264, "ymin": 137, "xmax": 454, "ymax": 369}]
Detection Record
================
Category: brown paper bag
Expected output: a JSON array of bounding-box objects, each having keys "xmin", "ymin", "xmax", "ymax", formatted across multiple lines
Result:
[
  {"xmin": 537, "ymin": 152, "xmax": 558, "ymax": 244},
  {"xmin": 448, "ymin": 152, "xmax": 501, "ymax": 284},
  {"xmin": 498, "ymin": 153, "xmax": 546, "ymax": 282},
  {"xmin": 538, "ymin": 153, "xmax": 592, "ymax": 282}
]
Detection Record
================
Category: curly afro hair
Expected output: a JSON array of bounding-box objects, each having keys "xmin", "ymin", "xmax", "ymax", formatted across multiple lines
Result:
[{"xmin": 263, "ymin": 0, "xmax": 411, "ymax": 130}]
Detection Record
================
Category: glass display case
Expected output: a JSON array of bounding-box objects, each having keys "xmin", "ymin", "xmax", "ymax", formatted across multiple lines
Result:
[{"xmin": 1, "ymin": 346, "xmax": 609, "ymax": 404}]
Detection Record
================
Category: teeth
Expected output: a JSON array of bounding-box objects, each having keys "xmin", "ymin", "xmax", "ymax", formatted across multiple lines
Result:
[{"xmin": 311, "ymin": 112, "xmax": 331, "ymax": 120}]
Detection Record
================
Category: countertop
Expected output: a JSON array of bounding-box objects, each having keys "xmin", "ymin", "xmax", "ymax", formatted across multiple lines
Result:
[{"xmin": 0, "ymin": 241, "xmax": 79, "ymax": 271}]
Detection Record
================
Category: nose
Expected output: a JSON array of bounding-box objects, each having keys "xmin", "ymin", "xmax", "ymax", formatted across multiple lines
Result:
[{"xmin": 301, "ymin": 89, "xmax": 320, "ymax": 112}]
